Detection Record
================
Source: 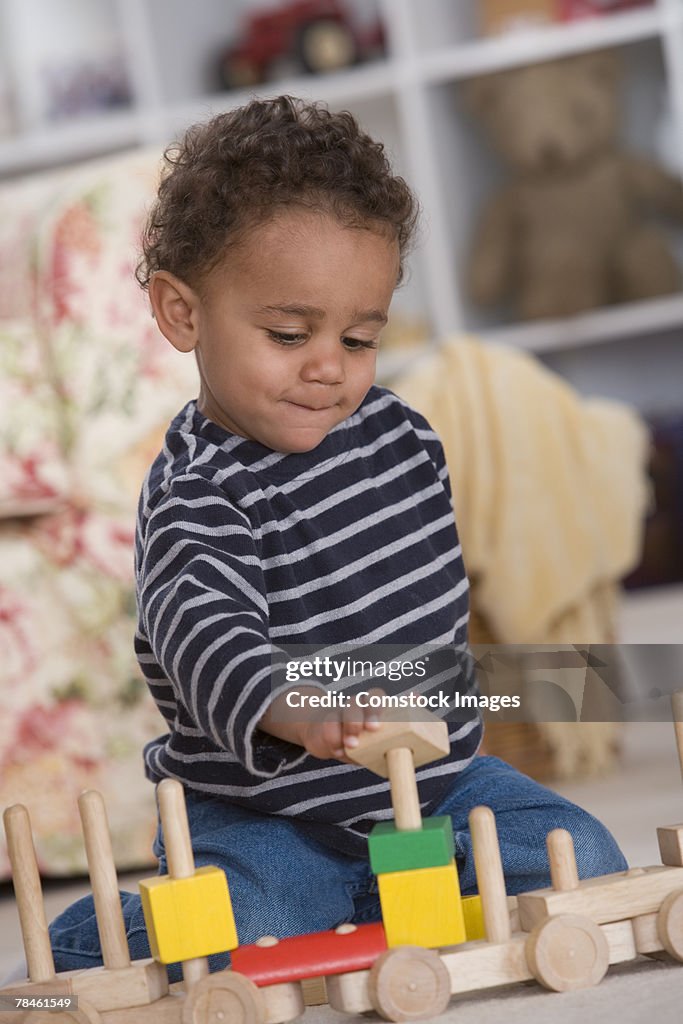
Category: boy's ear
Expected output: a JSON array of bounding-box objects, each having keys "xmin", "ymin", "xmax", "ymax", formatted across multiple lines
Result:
[{"xmin": 148, "ymin": 271, "xmax": 200, "ymax": 353}]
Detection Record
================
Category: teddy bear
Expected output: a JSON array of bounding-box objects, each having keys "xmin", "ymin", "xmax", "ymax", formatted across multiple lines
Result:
[{"xmin": 463, "ymin": 50, "xmax": 683, "ymax": 320}]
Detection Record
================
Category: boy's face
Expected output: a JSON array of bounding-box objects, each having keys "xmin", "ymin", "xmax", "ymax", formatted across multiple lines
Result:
[{"xmin": 163, "ymin": 210, "xmax": 400, "ymax": 454}]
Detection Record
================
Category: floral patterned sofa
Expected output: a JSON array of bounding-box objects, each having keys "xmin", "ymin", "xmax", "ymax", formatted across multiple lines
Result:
[{"xmin": 0, "ymin": 148, "xmax": 199, "ymax": 877}]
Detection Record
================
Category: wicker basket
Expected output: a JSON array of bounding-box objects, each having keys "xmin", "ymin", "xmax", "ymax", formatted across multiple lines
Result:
[
  {"xmin": 469, "ymin": 600, "xmax": 621, "ymax": 781},
  {"xmin": 469, "ymin": 604, "xmax": 556, "ymax": 781}
]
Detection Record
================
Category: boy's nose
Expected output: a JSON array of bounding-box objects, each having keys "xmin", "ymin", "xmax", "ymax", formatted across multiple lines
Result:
[{"xmin": 300, "ymin": 336, "xmax": 345, "ymax": 384}]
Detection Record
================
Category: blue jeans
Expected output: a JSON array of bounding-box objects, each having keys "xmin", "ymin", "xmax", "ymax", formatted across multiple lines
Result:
[{"xmin": 48, "ymin": 756, "xmax": 626, "ymax": 981}]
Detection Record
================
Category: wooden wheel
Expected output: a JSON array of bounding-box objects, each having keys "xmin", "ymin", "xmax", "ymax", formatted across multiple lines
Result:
[
  {"xmin": 369, "ymin": 946, "xmax": 451, "ymax": 1022},
  {"xmin": 21, "ymin": 999, "xmax": 101, "ymax": 1024},
  {"xmin": 526, "ymin": 914, "xmax": 609, "ymax": 992},
  {"xmin": 657, "ymin": 888, "xmax": 683, "ymax": 961},
  {"xmin": 181, "ymin": 970, "xmax": 266, "ymax": 1024}
]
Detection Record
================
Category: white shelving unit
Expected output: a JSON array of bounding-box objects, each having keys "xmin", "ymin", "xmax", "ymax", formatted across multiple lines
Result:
[{"xmin": 0, "ymin": 0, "xmax": 682, "ymax": 398}]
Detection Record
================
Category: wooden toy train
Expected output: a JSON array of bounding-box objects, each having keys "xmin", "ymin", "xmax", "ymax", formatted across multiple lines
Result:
[{"xmin": 2, "ymin": 694, "xmax": 683, "ymax": 1023}]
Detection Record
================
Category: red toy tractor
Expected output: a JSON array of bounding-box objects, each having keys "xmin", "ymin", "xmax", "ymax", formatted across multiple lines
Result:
[{"xmin": 219, "ymin": 0, "xmax": 385, "ymax": 90}]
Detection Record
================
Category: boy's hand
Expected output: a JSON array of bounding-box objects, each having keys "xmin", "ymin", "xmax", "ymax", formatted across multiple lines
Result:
[
  {"xmin": 299, "ymin": 688, "xmax": 385, "ymax": 762},
  {"xmin": 258, "ymin": 686, "xmax": 385, "ymax": 762}
]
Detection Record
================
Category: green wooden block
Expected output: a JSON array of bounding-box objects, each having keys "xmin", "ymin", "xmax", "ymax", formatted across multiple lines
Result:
[{"xmin": 369, "ymin": 816, "xmax": 455, "ymax": 874}]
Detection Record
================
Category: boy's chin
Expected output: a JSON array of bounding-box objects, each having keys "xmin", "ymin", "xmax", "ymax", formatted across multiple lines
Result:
[
  {"xmin": 275, "ymin": 437, "xmax": 329, "ymax": 455},
  {"xmin": 269, "ymin": 427, "xmax": 332, "ymax": 455}
]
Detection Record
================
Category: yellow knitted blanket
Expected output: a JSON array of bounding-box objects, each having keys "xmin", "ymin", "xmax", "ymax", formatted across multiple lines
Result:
[{"xmin": 392, "ymin": 336, "xmax": 651, "ymax": 644}]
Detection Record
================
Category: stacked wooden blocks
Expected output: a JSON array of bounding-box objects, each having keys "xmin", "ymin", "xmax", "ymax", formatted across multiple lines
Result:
[
  {"xmin": 139, "ymin": 779, "xmax": 239, "ymax": 998},
  {"xmin": 369, "ymin": 816, "xmax": 465, "ymax": 947},
  {"xmin": 346, "ymin": 717, "xmax": 471, "ymax": 948}
]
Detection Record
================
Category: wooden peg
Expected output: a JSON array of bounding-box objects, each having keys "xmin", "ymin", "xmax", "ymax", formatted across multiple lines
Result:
[
  {"xmin": 73, "ymin": 791, "xmax": 168, "ymax": 1009},
  {"xmin": 345, "ymin": 718, "xmax": 449, "ymax": 831},
  {"xmin": 158, "ymin": 779, "xmax": 196, "ymax": 880},
  {"xmin": 157, "ymin": 779, "xmax": 209, "ymax": 987},
  {"xmin": 469, "ymin": 806, "xmax": 510, "ymax": 944},
  {"xmin": 547, "ymin": 829, "xmax": 579, "ymax": 892},
  {"xmin": 2, "ymin": 804, "xmax": 55, "ymax": 983},
  {"xmin": 386, "ymin": 748, "xmax": 421, "ymax": 830},
  {"xmin": 673, "ymin": 691, "xmax": 683, "ymax": 782},
  {"xmin": 78, "ymin": 791, "xmax": 131, "ymax": 971}
]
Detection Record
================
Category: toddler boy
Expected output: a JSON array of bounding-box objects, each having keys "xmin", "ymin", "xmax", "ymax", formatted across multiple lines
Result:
[{"xmin": 48, "ymin": 95, "xmax": 626, "ymax": 977}]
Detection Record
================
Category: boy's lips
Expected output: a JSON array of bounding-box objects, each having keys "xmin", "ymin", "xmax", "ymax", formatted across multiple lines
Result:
[{"xmin": 285, "ymin": 400, "xmax": 337, "ymax": 412}]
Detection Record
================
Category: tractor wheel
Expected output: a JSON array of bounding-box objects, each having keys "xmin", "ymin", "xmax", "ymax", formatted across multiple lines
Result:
[
  {"xmin": 368, "ymin": 946, "xmax": 451, "ymax": 1021},
  {"xmin": 295, "ymin": 18, "xmax": 358, "ymax": 75},
  {"xmin": 220, "ymin": 53, "xmax": 262, "ymax": 90},
  {"xmin": 526, "ymin": 913, "xmax": 609, "ymax": 992}
]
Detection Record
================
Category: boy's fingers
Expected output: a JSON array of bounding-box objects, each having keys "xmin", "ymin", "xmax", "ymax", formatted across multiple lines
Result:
[
  {"xmin": 342, "ymin": 716, "xmax": 364, "ymax": 736},
  {"xmin": 363, "ymin": 687, "xmax": 385, "ymax": 729},
  {"xmin": 316, "ymin": 715, "xmax": 343, "ymax": 760},
  {"xmin": 339, "ymin": 701, "xmax": 364, "ymax": 746},
  {"xmin": 342, "ymin": 701, "xmax": 364, "ymax": 725},
  {"xmin": 342, "ymin": 694, "xmax": 378, "ymax": 737},
  {"xmin": 342, "ymin": 688, "xmax": 387, "ymax": 751}
]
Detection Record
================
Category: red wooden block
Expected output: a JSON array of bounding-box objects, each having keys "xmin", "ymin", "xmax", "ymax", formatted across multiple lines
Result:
[{"xmin": 232, "ymin": 922, "xmax": 387, "ymax": 986}]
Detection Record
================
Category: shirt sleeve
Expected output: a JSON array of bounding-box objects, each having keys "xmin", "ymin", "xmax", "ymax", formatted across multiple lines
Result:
[
  {"xmin": 427, "ymin": 432, "xmax": 453, "ymax": 504},
  {"xmin": 390, "ymin": 391, "xmax": 454, "ymax": 504},
  {"xmin": 136, "ymin": 471, "xmax": 308, "ymax": 778}
]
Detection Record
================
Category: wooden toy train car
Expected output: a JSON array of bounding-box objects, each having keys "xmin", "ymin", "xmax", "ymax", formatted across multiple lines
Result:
[{"xmin": 1, "ymin": 692, "xmax": 683, "ymax": 1023}]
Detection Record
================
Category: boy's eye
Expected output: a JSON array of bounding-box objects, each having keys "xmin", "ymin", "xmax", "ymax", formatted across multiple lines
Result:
[
  {"xmin": 342, "ymin": 337, "xmax": 378, "ymax": 351},
  {"xmin": 267, "ymin": 330, "xmax": 377, "ymax": 351},
  {"xmin": 267, "ymin": 331, "xmax": 308, "ymax": 345}
]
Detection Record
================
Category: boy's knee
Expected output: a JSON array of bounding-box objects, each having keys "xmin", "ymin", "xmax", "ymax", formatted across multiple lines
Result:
[
  {"xmin": 49, "ymin": 891, "xmax": 152, "ymax": 974},
  {"xmin": 190, "ymin": 818, "xmax": 359, "ymax": 944},
  {"xmin": 230, "ymin": 871, "xmax": 353, "ymax": 947},
  {"xmin": 555, "ymin": 807, "xmax": 627, "ymax": 879}
]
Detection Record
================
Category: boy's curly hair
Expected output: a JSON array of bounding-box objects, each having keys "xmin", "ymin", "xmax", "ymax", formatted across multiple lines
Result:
[{"xmin": 136, "ymin": 95, "xmax": 420, "ymax": 292}]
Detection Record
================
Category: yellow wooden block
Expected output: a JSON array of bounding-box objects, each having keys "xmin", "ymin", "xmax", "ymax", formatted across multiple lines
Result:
[
  {"xmin": 377, "ymin": 860, "xmax": 466, "ymax": 948},
  {"xmin": 139, "ymin": 865, "xmax": 238, "ymax": 964},
  {"xmin": 462, "ymin": 894, "xmax": 485, "ymax": 941}
]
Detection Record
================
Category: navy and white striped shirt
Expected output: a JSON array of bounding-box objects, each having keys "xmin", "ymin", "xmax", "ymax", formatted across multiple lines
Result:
[{"xmin": 135, "ymin": 385, "xmax": 482, "ymax": 855}]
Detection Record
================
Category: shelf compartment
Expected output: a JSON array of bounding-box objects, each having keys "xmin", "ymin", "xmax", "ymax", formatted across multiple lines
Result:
[
  {"xmin": 0, "ymin": 108, "xmax": 143, "ymax": 178},
  {"xmin": 0, "ymin": 0, "xmax": 134, "ymax": 132},
  {"xmin": 536, "ymin": 323, "xmax": 683, "ymax": 417},
  {"xmin": 163, "ymin": 57, "xmax": 398, "ymax": 136},
  {"xmin": 424, "ymin": 34, "xmax": 683, "ymax": 341},
  {"xmin": 480, "ymin": 293, "xmax": 683, "ymax": 352},
  {"xmin": 418, "ymin": 5, "xmax": 665, "ymax": 81},
  {"xmin": 145, "ymin": 0, "xmax": 388, "ymax": 106}
]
